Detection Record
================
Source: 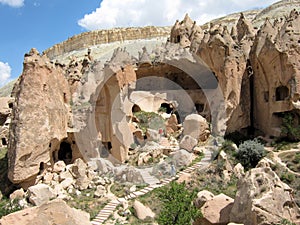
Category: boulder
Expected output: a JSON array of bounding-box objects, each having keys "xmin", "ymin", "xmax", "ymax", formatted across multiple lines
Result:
[
  {"xmin": 94, "ymin": 185, "xmax": 106, "ymax": 198},
  {"xmin": 27, "ymin": 183, "xmax": 55, "ymax": 206},
  {"xmin": 194, "ymin": 190, "xmax": 215, "ymax": 208},
  {"xmin": 233, "ymin": 163, "xmax": 245, "ymax": 179},
  {"xmin": 9, "ymin": 188, "xmax": 25, "ymax": 200},
  {"xmin": 230, "ymin": 167, "xmax": 300, "ymax": 225},
  {"xmin": 0, "ymin": 199, "xmax": 91, "ymax": 225},
  {"xmin": 196, "ymin": 193, "xmax": 234, "ymax": 225},
  {"xmin": 146, "ymin": 128, "xmax": 161, "ymax": 142},
  {"xmin": 133, "ymin": 200, "xmax": 155, "ymax": 220},
  {"xmin": 183, "ymin": 114, "xmax": 210, "ymax": 142},
  {"xmin": 87, "ymin": 158, "xmax": 115, "ymax": 174},
  {"xmin": 179, "ymin": 135, "xmax": 198, "ymax": 152},
  {"xmin": 53, "ymin": 160, "xmax": 66, "ymax": 173},
  {"xmin": 171, "ymin": 149, "xmax": 193, "ymax": 168}
]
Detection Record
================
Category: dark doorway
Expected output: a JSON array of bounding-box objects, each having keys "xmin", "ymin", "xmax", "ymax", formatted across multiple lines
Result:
[
  {"xmin": 58, "ymin": 141, "xmax": 73, "ymax": 164},
  {"xmin": 276, "ymin": 86, "xmax": 289, "ymax": 101}
]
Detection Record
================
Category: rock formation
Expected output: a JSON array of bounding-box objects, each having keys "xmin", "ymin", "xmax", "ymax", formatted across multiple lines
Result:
[
  {"xmin": 6, "ymin": 1, "xmax": 300, "ymax": 187},
  {"xmin": 0, "ymin": 199, "xmax": 91, "ymax": 225},
  {"xmin": 230, "ymin": 167, "xmax": 300, "ymax": 225}
]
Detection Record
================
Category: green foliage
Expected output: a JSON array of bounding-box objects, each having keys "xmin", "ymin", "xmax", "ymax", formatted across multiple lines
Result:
[
  {"xmin": 281, "ymin": 112, "xmax": 300, "ymax": 142},
  {"xmin": 276, "ymin": 219, "xmax": 296, "ymax": 225},
  {"xmin": 157, "ymin": 181, "xmax": 201, "ymax": 225},
  {"xmin": 134, "ymin": 111, "xmax": 165, "ymax": 134},
  {"xmin": 236, "ymin": 139, "xmax": 266, "ymax": 170},
  {"xmin": 280, "ymin": 172, "xmax": 295, "ymax": 184},
  {"xmin": 158, "ymin": 106, "xmax": 167, "ymax": 113},
  {"xmin": 0, "ymin": 198, "xmax": 23, "ymax": 218}
]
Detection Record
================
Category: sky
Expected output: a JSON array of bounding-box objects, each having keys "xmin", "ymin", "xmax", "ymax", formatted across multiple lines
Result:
[{"xmin": 0, "ymin": 0, "xmax": 279, "ymax": 87}]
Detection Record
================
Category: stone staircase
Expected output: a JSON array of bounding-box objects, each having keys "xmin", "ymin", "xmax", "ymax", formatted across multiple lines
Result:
[{"xmin": 91, "ymin": 148, "xmax": 212, "ymax": 225}]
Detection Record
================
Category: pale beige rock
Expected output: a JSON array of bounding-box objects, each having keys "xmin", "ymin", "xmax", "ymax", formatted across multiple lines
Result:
[
  {"xmin": 230, "ymin": 167, "xmax": 300, "ymax": 225},
  {"xmin": 0, "ymin": 199, "xmax": 91, "ymax": 225},
  {"xmin": 179, "ymin": 135, "xmax": 198, "ymax": 152},
  {"xmin": 94, "ymin": 185, "xmax": 106, "ymax": 198},
  {"xmin": 53, "ymin": 160, "xmax": 66, "ymax": 173},
  {"xmin": 133, "ymin": 200, "xmax": 155, "ymax": 220},
  {"xmin": 27, "ymin": 183, "xmax": 55, "ymax": 206},
  {"xmin": 233, "ymin": 163, "xmax": 245, "ymax": 179},
  {"xmin": 171, "ymin": 149, "xmax": 193, "ymax": 168},
  {"xmin": 8, "ymin": 49, "xmax": 71, "ymax": 185},
  {"xmin": 183, "ymin": 114, "xmax": 210, "ymax": 142},
  {"xmin": 9, "ymin": 188, "xmax": 25, "ymax": 200},
  {"xmin": 196, "ymin": 193, "xmax": 234, "ymax": 225},
  {"xmin": 194, "ymin": 190, "xmax": 215, "ymax": 208}
]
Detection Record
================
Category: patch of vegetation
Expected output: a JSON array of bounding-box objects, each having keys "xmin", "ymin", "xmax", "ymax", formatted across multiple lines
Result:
[
  {"xmin": 157, "ymin": 181, "xmax": 201, "ymax": 225},
  {"xmin": 270, "ymin": 161, "xmax": 300, "ymax": 207},
  {"xmin": 0, "ymin": 148, "xmax": 16, "ymax": 196},
  {"xmin": 272, "ymin": 141, "xmax": 298, "ymax": 152},
  {"xmin": 134, "ymin": 111, "xmax": 165, "ymax": 134},
  {"xmin": 0, "ymin": 197, "xmax": 23, "ymax": 218},
  {"xmin": 281, "ymin": 112, "xmax": 300, "ymax": 142},
  {"xmin": 236, "ymin": 139, "xmax": 266, "ymax": 170},
  {"xmin": 192, "ymin": 169, "xmax": 238, "ymax": 198},
  {"xmin": 280, "ymin": 152, "xmax": 300, "ymax": 172},
  {"xmin": 276, "ymin": 219, "xmax": 296, "ymax": 225},
  {"xmin": 66, "ymin": 188, "xmax": 109, "ymax": 220}
]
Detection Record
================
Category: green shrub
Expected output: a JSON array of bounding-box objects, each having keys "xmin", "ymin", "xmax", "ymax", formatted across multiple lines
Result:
[
  {"xmin": 157, "ymin": 181, "xmax": 201, "ymax": 225},
  {"xmin": 276, "ymin": 219, "xmax": 296, "ymax": 225},
  {"xmin": 0, "ymin": 198, "xmax": 23, "ymax": 218},
  {"xmin": 236, "ymin": 139, "xmax": 266, "ymax": 170},
  {"xmin": 281, "ymin": 112, "xmax": 300, "ymax": 142}
]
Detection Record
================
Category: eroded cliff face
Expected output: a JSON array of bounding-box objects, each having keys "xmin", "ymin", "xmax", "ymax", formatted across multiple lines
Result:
[
  {"xmin": 8, "ymin": 49, "xmax": 72, "ymax": 185},
  {"xmin": 7, "ymin": 2, "xmax": 300, "ymax": 185},
  {"xmin": 169, "ymin": 8, "xmax": 300, "ymax": 136},
  {"xmin": 250, "ymin": 9, "xmax": 300, "ymax": 137}
]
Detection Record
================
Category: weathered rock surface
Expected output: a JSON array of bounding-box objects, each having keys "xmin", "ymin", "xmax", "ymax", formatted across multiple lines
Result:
[
  {"xmin": 133, "ymin": 200, "xmax": 155, "ymax": 220},
  {"xmin": 0, "ymin": 199, "xmax": 91, "ymax": 225},
  {"xmin": 8, "ymin": 49, "xmax": 71, "ymax": 185},
  {"xmin": 170, "ymin": 149, "xmax": 193, "ymax": 168},
  {"xmin": 196, "ymin": 193, "xmax": 234, "ymax": 225},
  {"xmin": 194, "ymin": 190, "xmax": 215, "ymax": 208},
  {"xmin": 179, "ymin": 135, "xmax": 198, "ymax": 152},
  {"xmin": 27, "ymin": 183, "xmax": 55, "ymax": 206},
  {"xmin": 183, "ymin": 114, "xmax": 210, "ymax": 141},
  {"xmin": 230, "ymin": 167, "xmax": 300, "ymax": 225}
]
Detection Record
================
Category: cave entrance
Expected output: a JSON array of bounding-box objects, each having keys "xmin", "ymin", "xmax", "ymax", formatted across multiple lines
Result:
[
  {"xmin": 58, "ymin": 141, "xmax": 73, "ymax": 164},
  {"xmin": 276, "ymin": 86, "xmax": 289, "ymax": 101},
  {"xmin": 160, "ymin": 103, "xmax": 173, "ymax": 114}
]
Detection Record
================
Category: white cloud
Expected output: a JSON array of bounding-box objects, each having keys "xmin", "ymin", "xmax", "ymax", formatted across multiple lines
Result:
[
  {"xmin": 0, "ymin": 0, "xmax": 24, "ymax": 7},
  {"xmin": 0, "ymin": 62, "xmax": 11, "ymax": 86},
  {"xmin": 78, "ymin": 0, "xmax": 279, "ymax": 30}
]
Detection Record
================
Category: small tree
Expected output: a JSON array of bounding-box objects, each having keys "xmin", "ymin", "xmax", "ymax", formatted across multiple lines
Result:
[
  {"xmin": 236, "ymin": 139, "xmax": 265, "ymax": 170},
  {"xmin": 157, "ymin": 181, "xmax": 201, "ymax": 225},
  {"xmin": 281, "ymin": 112, "xmax": 300, "ymax": 142}
]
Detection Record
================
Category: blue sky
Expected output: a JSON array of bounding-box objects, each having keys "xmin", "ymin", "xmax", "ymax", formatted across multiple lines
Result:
[{"xmin": 0, "ymin": 0, "xmax": 278, "ymax": 86}]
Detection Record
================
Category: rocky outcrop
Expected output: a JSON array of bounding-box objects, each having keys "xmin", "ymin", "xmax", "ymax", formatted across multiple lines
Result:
[
  {"xmin": 195, "ymin": 193, "xmax": 234, "ymax": 225},
  {"xmin": 133, "ymin": 200, "xmax": 155, "ymax": 220},
  {"xmin": 250, "ymin": 9, "xmax": 300, "ymax": 137},
  {"xmin": 230, "ymin": 167, "xmax": 300, "ymax": 225},
  {"xmin": 8, "ymin": 49, "xmax": 72, "ymax": 185},
  {"xmin": 44, "ymin": 26, "xmax": 170, "ymax": 59},
  {"xmin": 0, "ymin": 199, "xmax": 91, "ymax": 225},
  {"xmin": 183, "ymin": 114, "xmax": 210, "ymax": 142}
]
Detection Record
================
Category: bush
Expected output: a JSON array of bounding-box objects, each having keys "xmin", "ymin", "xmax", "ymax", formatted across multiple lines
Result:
[
  {"xmin": 281, "ymin": 112, "xmax": 300, "ymax": 142},
  {"xmin": 236, "ymin": 139, "xmax": 265, "ymax": 170},
  {"xmin": 157, "ymin": 181, "xmax": 201, "ymax": 225}
]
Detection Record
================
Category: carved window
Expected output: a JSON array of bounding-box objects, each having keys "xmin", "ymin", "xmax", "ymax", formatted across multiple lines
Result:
[{"xmin": 275, "ymin": 86, "xmax": 289, "ymax": 101}]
